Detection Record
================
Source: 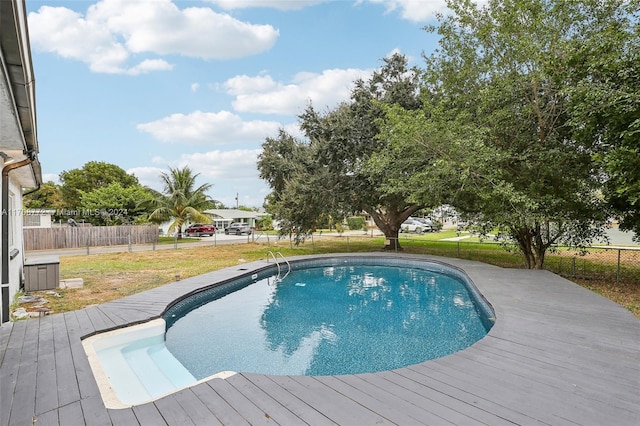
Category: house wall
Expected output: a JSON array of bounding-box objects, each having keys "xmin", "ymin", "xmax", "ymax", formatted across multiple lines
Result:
[
  {"xmin": 1, "ymin": 175, "xmax": 25, "ymax": 321},
  {"xmin": 23, "ymin": 211, "xmax": 53, "ymax": 228}
]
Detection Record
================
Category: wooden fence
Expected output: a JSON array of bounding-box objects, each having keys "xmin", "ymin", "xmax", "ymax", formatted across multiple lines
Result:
[{"xmin": 23, "ymin": 225, "xmax": 159, "ymax": 250}]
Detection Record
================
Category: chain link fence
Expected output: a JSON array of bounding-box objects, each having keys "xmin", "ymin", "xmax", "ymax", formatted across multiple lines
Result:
[{"xmin": 260, "ymin": 232, "xmax": 640, "ymax": 287}]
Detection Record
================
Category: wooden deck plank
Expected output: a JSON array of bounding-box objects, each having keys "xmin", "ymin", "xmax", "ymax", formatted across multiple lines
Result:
[
  {"xmin": 81, "ymin": 394, "xmax": 113, "ymax": 426},
  {"xmin": 33, "ymin": 409, "xmax": 59, "ymax": 426},
  {"xmin": 392, "ymin": 365, "xmax": 547, "ymax": 425},
  {"xmin": 53, "ymin": 313, "xmax": 80, "ymax": 406},
  {"xmin": 476, "ymin": 333, "xmax": 639, "ymax": 387},
  {"xmin": 0, "ymin": 321, "xmax": 25, "ymax": 426},
  {"xmin": 131, "ymin": 402, "xmax": 169, "ymax": 426},
  {"xmin": 63, "ymin": 312, "xmax": 102, "ymax": 401},
  {"xmin": 189, "ymin": 381, "xmax": 251, "ymax": 426},
  {"xmin": 35, "ymin": 316, "xmax": 59, "ymax": 416},
  {"xmin": 0, "ymin": 321, "xmax": 11, "ymax": 363},
  {"xmin": 153, "ymin": 394, "xmax": 196, "ymax": 425},
  {"xmin": 84, "ymin": 306, "xmax": 117, "ymax": 332},
  {"xmin": 71, "ymin": 308, "xmax": 97, "ymax": 338},
  {"xmin": 316, "ymin": 374, "xmax": 451, "ymax": 425},
  {"xmin": 368, "ymin": 370, "xmax": 514, "ymax": 426},
  {"xmin": 461, "ymin": 338, "xmax": 639, "ymax": 409},
  {"xmin": 242, "ymin": 373, "xmax": 335, "ymax": 426},
  {"xmin": 58, "ymin": 401, "xmax": 85, "ymax": 426},
  {"xmin": 433, "ymin": 349, "xmax": 639, "ymax": 425},
  {"xmin": 206, "ymin": 377, "xmax": 276, "ymax": 425},
  {"xmin": 407, "ymin": 360, "xmax": 576, "ymax": 426},
  {"xmin": 172, "ymin": 388, "xmax": 223, "ymax": 426},
  {"xmin": 8, "ymin": 318, "xmax": 40, "ymax": 426},
  {"xmin": 2, "ymin": 254, "xmax": 639, "ymax": 426},
  {"xmin": 97, "ymin": 305, "xmax": 159, "ymax": 325},
  {"xmin": 108, "ymin": 407, "xmax": 140, "ymax": 425},
  {"xmin": 269, "ymin": 375, "xmax": 393, "ymax": 425},
  {"xmin": 227, "ymin": 373, "xmax": 306, "ymax": 425},
  {"xmin": 338, "ymin": 372, "xmax": 491, "ymax": 426}
]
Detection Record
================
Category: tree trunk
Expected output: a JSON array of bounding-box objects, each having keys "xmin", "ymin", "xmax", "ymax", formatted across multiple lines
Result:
[
  {"xmin": 379, "ymin": 224, "xmax": 401, "ymax": 251},
  {"xmin": 513, "ymin": 225, "xmax": 547, "ymax": 269},
  {"xmin": 364, "ymin": 203, "xmax": 421, "ymax": 251}
]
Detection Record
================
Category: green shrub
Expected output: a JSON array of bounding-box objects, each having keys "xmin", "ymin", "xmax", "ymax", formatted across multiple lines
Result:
[{"xmin": 347, "ymin": 216, "xmax": 365, "ymax": 230}]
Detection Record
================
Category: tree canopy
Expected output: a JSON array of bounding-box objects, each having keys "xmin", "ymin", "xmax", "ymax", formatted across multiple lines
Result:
[
  {"xmin": 147, "ymin": 166, "xmax": 215, "ymax": 236},
  {"xmin": 259, "ymin": 53, "xmax": 425, "ymax": 249},
  {"xmin": 59, "ymin": 161, "xmax": 140, "ymax": 210},
  {"xmin": 23, "ymin": 181, "xmax": 63, "ymax": 212},
  {"xmin": 259, "ymin": 0, "xmax": 638, "ymax": 267},
  {"xmin": 560, "ymin": 0, "xmax": 640, "ymax": 239},
  {"xmin": 78, "ymin": 182, "xmax": 154, "ymax": 225},
  {"xmin": 373, "ymin": 0, "xmax": 638, "ymax": 268}
]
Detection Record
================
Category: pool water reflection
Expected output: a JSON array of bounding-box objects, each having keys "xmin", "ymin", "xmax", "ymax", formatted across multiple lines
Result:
[{"xmin": 164, "ymin": 264, "xmax": 492, "ymax": 378}]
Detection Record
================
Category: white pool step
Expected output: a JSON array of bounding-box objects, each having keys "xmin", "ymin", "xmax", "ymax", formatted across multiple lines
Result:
[
  {"xmin": 123, "ymin": 341, "xmax": 196, "ymax": 399},
  {"xmin": 84, "ymin": 319, "xmax": 197, "ymax": 407}
]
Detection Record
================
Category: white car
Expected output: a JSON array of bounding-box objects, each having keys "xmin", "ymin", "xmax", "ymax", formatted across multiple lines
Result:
[
  {"xmin": 401, "ymin": 219, "xmax": 430, "ymax": 233},
  {"xmin": 414, "ymin": 217, "xmax": 435, "ymax": 232},
  {"xmin": 224, "ymin": 222, "xmax": 252, "ymax": 235}
]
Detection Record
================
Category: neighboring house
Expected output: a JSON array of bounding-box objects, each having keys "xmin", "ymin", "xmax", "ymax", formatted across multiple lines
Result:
[
  {"xmin": 23, "ymin": 209, "xmax": 55, "ymax": 228},
  {"xmin": 156, "ymin": 209, "xmax": 264, "ymax": 235},
  {"xmin": 203, "ymin": 209, "xmax": 263, "ymax": 231},
  {"xmin": 1, "ymin": 0, "xmax": 43, "ymax": 324}
]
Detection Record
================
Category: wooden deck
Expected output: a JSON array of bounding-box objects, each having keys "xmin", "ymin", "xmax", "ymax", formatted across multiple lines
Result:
[{"xmin": 1, "ymin": 253, "xmax": 639, "ymax": 425}]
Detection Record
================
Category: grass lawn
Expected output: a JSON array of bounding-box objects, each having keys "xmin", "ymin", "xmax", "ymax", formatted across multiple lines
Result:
[{"xmin": 20, "ymin": 235, "xmax": 640, "ymax": 319}]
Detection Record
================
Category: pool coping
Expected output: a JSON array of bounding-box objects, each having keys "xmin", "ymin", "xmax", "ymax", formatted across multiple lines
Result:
[
  {"xmin": 2, "ymin": 252, "xmax": 639, "ymax": 425},
  {"xmin": 84, "ymin": 255, "xmax": 496, "ymax": 409}
]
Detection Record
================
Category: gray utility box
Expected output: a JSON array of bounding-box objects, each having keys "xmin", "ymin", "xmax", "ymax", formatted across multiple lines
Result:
[{"xmin": 24, "ymin": 256, "xmax": 60, "ymax": 292}]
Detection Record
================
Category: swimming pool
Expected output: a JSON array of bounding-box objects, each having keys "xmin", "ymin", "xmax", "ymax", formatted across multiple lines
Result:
[{"xmin": 83, "ymin": 256, "xmax": 494, "ymax": 408}]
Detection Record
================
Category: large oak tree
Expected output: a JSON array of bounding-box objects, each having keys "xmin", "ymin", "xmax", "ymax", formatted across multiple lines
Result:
[
  {"xmin": 376, "ymin": 0, "xmax": 636, "ymax": 268},
  {"xmin": 259, "ymin": 54, "xmax": 425, "ymax": 249}
]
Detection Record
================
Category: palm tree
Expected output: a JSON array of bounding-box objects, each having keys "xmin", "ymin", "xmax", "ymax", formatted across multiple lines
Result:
[{"xmin": 148, "ymin": 166, "xmax": 215, "ymax": 237}]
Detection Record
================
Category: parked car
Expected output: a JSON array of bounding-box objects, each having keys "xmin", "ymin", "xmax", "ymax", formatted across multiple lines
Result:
[
  {"xmin": 184, "ymin": 223, "xmax": 216, "ymax": 237},
  {"xmin": 224, "ymin": 222, "xmax": 252, "ymax": 235},
  {"xmin": 400, "ymin": 219, "xmax": 430, "ymax": 234},
  {"xmin": 414, "ymin": 217, "xmax": 435, "ymax": 232}
]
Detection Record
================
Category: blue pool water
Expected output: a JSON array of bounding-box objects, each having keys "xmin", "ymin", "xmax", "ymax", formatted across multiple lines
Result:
[{"xmin": 164, "ymin": 262, "xmax": 493, "ymax": 378}]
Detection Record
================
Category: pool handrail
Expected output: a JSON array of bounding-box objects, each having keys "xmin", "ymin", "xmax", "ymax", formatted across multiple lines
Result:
[{"xmin": 266, "ymin": 251, "xmax": 291, "ymax": 281}]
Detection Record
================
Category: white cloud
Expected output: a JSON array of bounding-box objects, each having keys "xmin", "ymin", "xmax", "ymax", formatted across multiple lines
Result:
[
  {"xmin": 224, "ymin": 68, "xmax": 372, "ymax": 115},
  {"xmin": 137, "ymin": 110, "xmax": 284, "ymax": 144},
  {"xmin": 359, "ymin": 0, "xmax": 447, "ymax": 22},
  {"xmin": 127, "ymin": 166, "xmax": 165, "ymax": 191},
  {"xmin": 191, "ymin": 83, "xmax": 200, "ymax": 92},
  {"xmin": 179, "ymin": 149, "xmax": 262, "ymax": 180},
  {"xmin": 177, "ymin": 149, "xmax": 267, "ymax": 207},
  {"xmin": 42, "ymin": 173, "xmax": 60, "ymax": 185},
  {"xmin": 360, "ymin": 0, "xmax": 489, "ymax": 22},
  {"xmin": 127, "ymin": 59, "xmax": 174, "ymax": 75},
  {"xmin": 145, "ymin": 149, "xmax": 267, "ymax": 206},
  {"xmin": 28, "ymin": 0, "xmax": 279, "ymax": 74},
  {"xmin": 206, "ymin": 0, "xmax": 328, "ymax": 11}
]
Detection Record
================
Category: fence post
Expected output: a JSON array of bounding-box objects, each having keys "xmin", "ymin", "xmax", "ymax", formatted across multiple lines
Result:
[
  {"xmin": 311, "ymin": 233, "xmax": 315, "ymax": 251},
  {"xmin": 128, "ymin": 234, "xmax": 132, "ymax": 252},
  {"xmin": 617, "ymin": 249, "xmax": 621, "ymax": 285},
  {"xmin": 86, "ymin": 236, "xmax": 90, "ymax": 255},
  {"xmin": 347, "ymin": 236, "xmax": 350, "ymax": 252}
]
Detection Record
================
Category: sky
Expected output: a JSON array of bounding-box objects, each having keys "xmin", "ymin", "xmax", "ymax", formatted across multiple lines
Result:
[{"xmin": 25, "ymin": 0, "xmax": 449, "ymax": 208}]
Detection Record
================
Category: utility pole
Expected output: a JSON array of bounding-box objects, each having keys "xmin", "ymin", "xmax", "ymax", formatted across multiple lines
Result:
[{"xmin": 235, "ymin": 193, "xmax": 238, "ymax": 209}]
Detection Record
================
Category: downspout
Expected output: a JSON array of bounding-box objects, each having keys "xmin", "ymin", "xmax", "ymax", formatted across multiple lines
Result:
[{"xmin": 1, "ymin": 155, "xmax": 33, "ymax": 323}]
